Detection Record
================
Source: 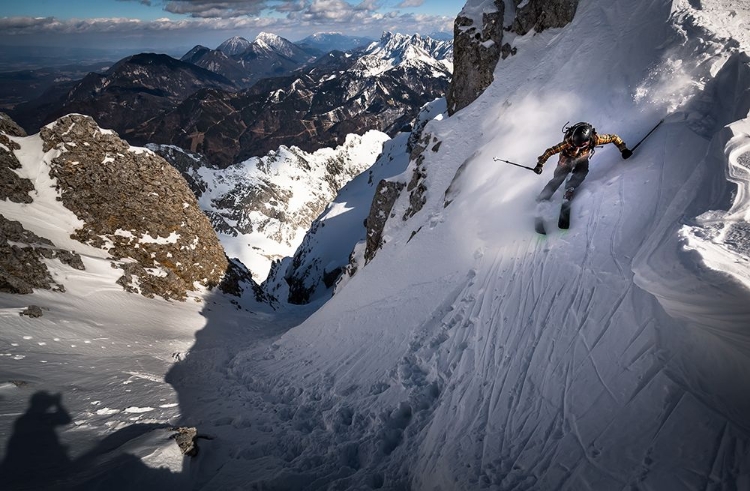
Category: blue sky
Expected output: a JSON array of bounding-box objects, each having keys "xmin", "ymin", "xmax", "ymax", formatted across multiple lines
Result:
[{"xmin": 0, "ymin": 0, "xmax": 459, "ymax": 50}]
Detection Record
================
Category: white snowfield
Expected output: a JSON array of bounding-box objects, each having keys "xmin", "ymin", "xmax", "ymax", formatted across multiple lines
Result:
[{"xmin": 1, "ymin": 1, "xmax": 750, "ymax": 490}]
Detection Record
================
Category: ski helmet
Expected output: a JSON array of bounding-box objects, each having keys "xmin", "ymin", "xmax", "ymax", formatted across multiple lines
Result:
[{"xmin": 569, "ymin": 123, "xmax": 593, "ymax": 147}]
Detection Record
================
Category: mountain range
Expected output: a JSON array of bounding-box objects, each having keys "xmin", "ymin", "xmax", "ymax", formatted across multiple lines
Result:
[
  {"xmin": 9, "ymin": 32, "xmax": 452, "ymax": 169},
  {"xmin": 10, "ymin": 52, "xmax": 238, "ymax": 138},
  {"xmin": 183, "ymin": 32, "xmax": 319, "ymax": 88},
  {"xmin": 134, "ymin": 32, "xmax": 452, "ymax": 167},
  {"xmin": 295, "ymin": 32, "xmax": 373, "ymax": 53}
]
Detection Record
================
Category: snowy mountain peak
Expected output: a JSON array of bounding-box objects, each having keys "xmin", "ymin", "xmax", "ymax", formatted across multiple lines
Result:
[
  {"xmin": 217, "ymin": 36, "xmax": 252, "ymax": 56},
  {"xmin": 254, "ymin": 32, "xmax": 293, "ymax": 51}
]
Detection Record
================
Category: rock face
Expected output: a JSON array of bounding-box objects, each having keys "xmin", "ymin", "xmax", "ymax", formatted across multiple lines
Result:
[
  {"xmin": 0, "ymin": 215, "xmax": 83, "ymax": 294},
  {"xmin": 363, "ymin": 99, "xmax": 447, "ymax": 265},
  {"xmin": 0, "ymin": 112, "xmax": 85, "ymax": 294},
  {"xmin": 40, "ymin": 114, "xmax": 229, "ymax": 300},
  {"xmin": 512, "ymin": 0, "xmax": 579, "ymax": 35},
  {"xmin": 0, "ymin": 113, "xmax": 32, "ymax": 204},
  {"xmin": 448, "ymin": 0, "xmax": 578, "ymax": 115},
  {"xmin": 364, "ymin": 180, "xmax": 406, "ymax": 264},
  {"xmin": 447, "ymin": 0, "xmax": 505, "ymax": 115}
]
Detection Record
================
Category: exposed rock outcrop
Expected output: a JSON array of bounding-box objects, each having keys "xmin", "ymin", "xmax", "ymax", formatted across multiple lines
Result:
[
  {"xmin": 40, "ymin": 114, "xmax": 228, "ymax": 300},
  {"xmin": 0, "ymin": 215, "xmax": 82, "ymax": 294},
  {"xmin": 362, "ymin": 100, "xmax": 447, "ymax": 267},
  {"xmin": 0, "ymin": 112, "xmax": 33, "ymax": 204},
  {"xmin": 364, "ymin": 180, "xmax": 406, "ymax": 264},
  {"xmin": 20, "ymin": 305, "xmax": 43, "ymax": 318},
  {"xmin": 1, "ymin": 114, "xmax": 86, "ymax": 294},
  {"xmin": 447, "ymin": 0, "xmax": 505, "ymax": 116},
  {"xmin": 448, "ymin": 0, "xmax": 578, "ymax": 115},
  {"xmin": 512, "ymin": 0, "xmax": 579, "ymax": 36}
]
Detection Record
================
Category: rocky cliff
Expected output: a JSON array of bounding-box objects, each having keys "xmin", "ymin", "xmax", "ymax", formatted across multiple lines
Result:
[
  {"xmin": 448, "ymin": 0, "xmax": 578, "ymax": 115},
  {"xmin": 39, "ymin": 114, "xmax": 229, "ymax": 300},
  {"xmin": 0, "ymin": 113, "xmax": 261, "ymax": 301}
]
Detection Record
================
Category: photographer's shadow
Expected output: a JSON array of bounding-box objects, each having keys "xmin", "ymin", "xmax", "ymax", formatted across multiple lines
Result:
[
  {"xmin": 0, "ymin": 391, "xmax": 187, "ymax": 491},
  {"xmin": 0, "ymin": 391, "xmax": 71, "ymax": 489}
]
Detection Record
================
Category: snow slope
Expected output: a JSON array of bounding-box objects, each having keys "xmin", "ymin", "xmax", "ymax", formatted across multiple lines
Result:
[{"xmin": 163, "ymin": 0, "xmax": 750, "ymax": 489}]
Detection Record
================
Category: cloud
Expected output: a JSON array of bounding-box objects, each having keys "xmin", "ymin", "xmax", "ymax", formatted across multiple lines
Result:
[
  {"xmin": 0, "ymin": 17, "xmax": 57, "ymax": 30},
  {"xmin": 274, "ymin": 0, "xmax": 307, "ymax": 12},
  {"xmin": 0, "ymin": 4, "xmax": 453, "ymax": 41},
  {"xmin": 164, "ymin": 1, "xmax": 268, "ymax": 18},
  {"xmin": 396, "ymin": 0, "xmax": 423, "ymax": 7},
  {"xmin": 116, "ymin": 0, "xmax": 153, "ymax": 5},
  {"xmin": 354, "ymin": 0, "xmax": 381, "ymax": 11},
  {"xmin": 163, "ymin": 0, "xmax": 382, "ymax": 19},
  {"xmin": 0, "ymin": 16, "xmax": 282, "ymax": 35}
]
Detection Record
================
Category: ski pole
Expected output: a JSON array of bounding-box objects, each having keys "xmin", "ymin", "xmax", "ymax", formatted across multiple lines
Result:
[
  {"xmin": 631, "ymin": 118, "xmax": 665, "ymax": 152},
  {"xmin": 493, "ymin": 157, "xmax": 536, "ymax": 171}
]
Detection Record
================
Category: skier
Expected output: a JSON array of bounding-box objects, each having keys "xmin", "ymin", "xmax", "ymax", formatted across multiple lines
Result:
[{"xmin": 533, "ymin": 122, "xmax": 632, "ymax": 202}]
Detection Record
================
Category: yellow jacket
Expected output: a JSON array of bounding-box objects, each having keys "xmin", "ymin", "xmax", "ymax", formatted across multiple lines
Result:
[{"xmin": 538, "ymin": 133, "xmax": 627, "ymax": 165}]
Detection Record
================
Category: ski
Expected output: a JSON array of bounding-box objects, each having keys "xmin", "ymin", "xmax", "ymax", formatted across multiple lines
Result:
[
  {"xmin": 535, "ymin": 216, "xmax": 546, "ymax": 235},
  {"xmin": 558, "ymin": 199, "xmax": 571, "ymax": 229}
]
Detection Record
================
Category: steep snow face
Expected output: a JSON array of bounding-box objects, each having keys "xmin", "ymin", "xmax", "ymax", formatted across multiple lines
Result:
[
  {"xmin": 174, "ymin": 0, "xmax": 750, "ymax": 488},
  {"xmin": 168, "ymin": 131, "xmax": 389, "ymax": 282}
]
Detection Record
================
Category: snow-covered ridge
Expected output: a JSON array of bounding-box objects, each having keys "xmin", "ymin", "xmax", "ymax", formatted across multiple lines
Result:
[
  {"xmin": 152, "ymin": 130, "xmax": 390, "ymax": 282},
  {"xmin": 354, "ymin": 31, "xmax": 453, "ymax": 77}
]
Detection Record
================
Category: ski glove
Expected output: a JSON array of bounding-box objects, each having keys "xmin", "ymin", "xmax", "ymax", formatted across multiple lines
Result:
[
  {"xmin": 621, "ymin": 148, "xmax": 633, "ymax": 159},
  {"xmin": 533, "ymin": 164, "xmax": 544, "ymax": 174}
]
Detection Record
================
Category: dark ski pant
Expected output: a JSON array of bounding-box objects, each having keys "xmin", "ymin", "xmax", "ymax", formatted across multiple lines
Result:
[{"xmin": 536, "ymin": 155, "xmax": 590, "ymax": 201}]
